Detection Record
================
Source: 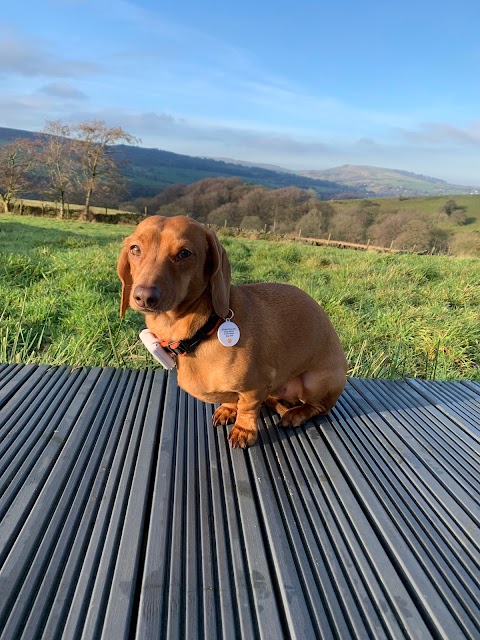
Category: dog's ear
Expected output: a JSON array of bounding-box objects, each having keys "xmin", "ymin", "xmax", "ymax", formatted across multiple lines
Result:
[
  {"xmin": 205, "ymin": 229, "xmax": 231, "ymax": 318},
  {"xmin": 117, "ymin": 243, "xmax": 133, "ymax": 318}
]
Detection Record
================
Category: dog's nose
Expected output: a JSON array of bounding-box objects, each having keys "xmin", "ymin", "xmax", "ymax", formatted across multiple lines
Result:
[{"xmin": 133, "ymin": 285, "xmax": 161, "ymax": 309}]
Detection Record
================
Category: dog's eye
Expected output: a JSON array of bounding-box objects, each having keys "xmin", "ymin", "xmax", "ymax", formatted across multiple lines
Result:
[
  {"xmin": 130, "ymin": 244, "xmax": 141, "ymax": 256},
  {"xmin": 177, "ymin": 248, "xmax": 192, "ymax": 260}
]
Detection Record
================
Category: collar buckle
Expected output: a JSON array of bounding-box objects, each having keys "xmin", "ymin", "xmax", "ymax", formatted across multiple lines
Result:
[
  {"xmin": 166, "ymin": 340, "xmax": 191, "ymax": 357},
  {"xmin": 160, "ymin": 313, "xmax": 224, "ymax": 357}
]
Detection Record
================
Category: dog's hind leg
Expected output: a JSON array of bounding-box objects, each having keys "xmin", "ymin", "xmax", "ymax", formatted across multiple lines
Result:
[
  {"xmin": 278, "ymin": 369, "xmax": 345, "ymax": 428},
  {"xmin": 279, "ymin": 403, "xmax": 328, "ymax": 428}
]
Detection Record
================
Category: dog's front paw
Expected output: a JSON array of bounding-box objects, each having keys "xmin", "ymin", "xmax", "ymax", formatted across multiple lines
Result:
[
  {"xmin": 213, "ymin": 403, "xmax": 237, "ymax": 426},
  {"xmin": 228, "ymin": 424, "xmax": 257, "ymax": 449}
]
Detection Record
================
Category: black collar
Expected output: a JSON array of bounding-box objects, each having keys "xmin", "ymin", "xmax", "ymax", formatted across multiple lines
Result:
[{"xmin": 161, "ymin": 313, "xmax": 223, "ymax": 357}]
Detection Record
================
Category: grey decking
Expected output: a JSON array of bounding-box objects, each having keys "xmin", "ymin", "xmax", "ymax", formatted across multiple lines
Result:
[{"xmin": 0, "ymin": 363, "xmax": 479, "ymax": 639}]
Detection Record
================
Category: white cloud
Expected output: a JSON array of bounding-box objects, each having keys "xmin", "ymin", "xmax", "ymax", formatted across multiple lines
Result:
[
  {"xmin": 399, "ymin": 121, "xmax": 480, "ymax": 145},
  {"xmin": 0, "ymin": 28, "xmax": 102, "ymax": 78},
  {"xmin": 38, "ymin": 82, "xmax": 88, "ymax": 100}
]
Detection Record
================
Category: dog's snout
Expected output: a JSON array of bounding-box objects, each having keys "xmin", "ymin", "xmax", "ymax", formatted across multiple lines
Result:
[{"xmin": 133, "ymin": 285, "xmax": 161, "ymax": 310}]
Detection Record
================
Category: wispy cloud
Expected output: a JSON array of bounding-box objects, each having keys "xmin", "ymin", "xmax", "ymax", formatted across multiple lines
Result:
[
  {"xmin": 0, "ymin": 94, "xmax": 59, "ymax": 129},
  {"xmin": 399, "ymin": 121, "xmax": 480, "ymax": 145},
  {"xmin": 38, "ymin": 82, "xmax": 88, "ymax": 100},
  {"xmin": 0, "ymin": 28, "xmax": 102, "ymax": 78},
  {"xmin": 62, "ymin": 106, "xmax": 337, "ymax": 164}
]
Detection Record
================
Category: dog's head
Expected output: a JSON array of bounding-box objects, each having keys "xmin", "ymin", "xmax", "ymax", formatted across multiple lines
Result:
[{"xmin": 117, "ymin": 215, "xmax": 231, "ymax": 318}]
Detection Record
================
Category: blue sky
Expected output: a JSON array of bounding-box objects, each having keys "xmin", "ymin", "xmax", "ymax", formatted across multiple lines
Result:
[{"xmin": 1, "ymin": 0, "xmax": 480, "ymax": 185}]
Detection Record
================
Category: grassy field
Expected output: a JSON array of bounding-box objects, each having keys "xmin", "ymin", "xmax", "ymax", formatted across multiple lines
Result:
[
  {"xmin": 332, "ymin": 194, "xmax": 480, "ymax": 232},
  {"xmin": 1, "ymin": 214, "xmax": 479, "ymax": 379}
]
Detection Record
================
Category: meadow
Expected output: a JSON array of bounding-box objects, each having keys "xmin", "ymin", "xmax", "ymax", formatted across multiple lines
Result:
[{"xmin": 1, "ymin": 214, "xmax": 479, "ymax": 380}]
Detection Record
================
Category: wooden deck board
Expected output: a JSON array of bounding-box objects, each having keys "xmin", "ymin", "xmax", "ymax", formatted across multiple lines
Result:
[{"xmin": 0, "ymin": 364, "xmax": 479, "ymax": 639}]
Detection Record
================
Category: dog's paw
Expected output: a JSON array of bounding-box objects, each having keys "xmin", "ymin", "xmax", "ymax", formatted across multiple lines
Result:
[
  {"xmin": 279, "ymin": 411, "xmax": 307, "ymax": 428},
  {"xmin": 213, "ymin": 404, "xmax": 237, "ymax": 427},
  {"xmin": 228, "ymin": 424, "xmax": 257, "ymax": 449},
  {"xmin": 279, "ymin": 403, "xmax": 325, "ymax": 428}
]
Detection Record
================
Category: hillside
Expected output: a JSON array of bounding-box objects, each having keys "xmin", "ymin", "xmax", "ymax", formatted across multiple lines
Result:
[
  {"xmin": 0, "ymin": 127, "xmax": 360, "ymax": 201},
  {"xmin": 210, "ymin": 157, "xmax": 294, "ymax": 173},
  {"xmin": 2, "ymin": 126, "xmax": 478, "ymax": 201},
  {"xmin": 297, "ymin": 164, "xmax": 479, "ymax": 197},
  {"xmin": 118, "ymin": 145, "xmax": 361, "ymax": 199}
]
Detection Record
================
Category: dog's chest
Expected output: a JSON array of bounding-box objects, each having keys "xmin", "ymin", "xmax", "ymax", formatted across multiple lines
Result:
[
  {"xmin": 175, "ymin": 341, "xmax": 245, "ymax": 402},
  {"xmin": 176, "ymin": 359, "xmax": 236, "ymax": 403}
]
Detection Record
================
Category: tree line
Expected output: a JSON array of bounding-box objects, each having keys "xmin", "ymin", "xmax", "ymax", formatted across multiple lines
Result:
[
  {"xmin": 126, "ymin": 177, "xmax": 473, "ymax": 253},
  {"xmin": 0, "ymin": 120, "xmax": 138, "ymax": 220}
]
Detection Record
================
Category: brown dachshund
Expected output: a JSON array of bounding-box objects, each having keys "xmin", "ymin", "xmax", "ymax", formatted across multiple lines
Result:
[{"xmin": 118, "ymin": 215, "xmax": 347, "ymax": 448}]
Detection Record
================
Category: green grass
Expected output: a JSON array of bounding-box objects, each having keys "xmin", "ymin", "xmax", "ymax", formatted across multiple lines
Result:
[{"xmin": 1, "ymin": 214, "xmax": 479, "ymax": 379}]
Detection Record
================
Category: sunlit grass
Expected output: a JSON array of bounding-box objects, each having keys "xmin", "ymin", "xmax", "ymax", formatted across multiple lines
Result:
[{"xmin": 1, "ymin": 214, "xmax": 479, "ymax": 379}]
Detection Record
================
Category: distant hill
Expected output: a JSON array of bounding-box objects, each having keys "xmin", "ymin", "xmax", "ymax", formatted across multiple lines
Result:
[
  {"xmin": 0, "ymin": 127, "xmax": 38, "ymax": 143},
  {"xmin": 117, "ymin": 145, "xmax": 360, "ymax": 199},
  {"xmin": 210, "ymin": 157, "xmax": 294, "ymax": 173},
  {"xmin": 297, "ymin": 164, "xmax": 479, "ymax": 197},
  {"xmin": 202, "ymin": 158, "xmax": 479, "ymax": 197},
  {"xmin": 0, "ymin": 127, "xmax": 360, "ymax": 201},
  {"xmin": 3, "ymin": 127, "xmax": 476, "ymax": 200}
]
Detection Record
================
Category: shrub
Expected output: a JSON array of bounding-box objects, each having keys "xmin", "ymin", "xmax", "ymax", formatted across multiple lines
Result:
[
  {"xmin": 295, "ymin": 209, "xmax": 327, "ymax": 237},
  {"xmin": 448, "ymin": 231, "xmax": 480, "ymax": 257},
  {"xmin": 240, "ymin": 215, "xmax": 264, "ymax": 230},
  {"xmin": 450, "ymin": 209, "xmax": 468, "ymax": 225},
  {"xmin": 329, "ymin": 209, "xmax": 369, "ymax": 244},
  {"xmin": 442, "ymin": 198, "xmax": 467, "ymax": 217},
  {"xmin": 393, "ymin": 219, "xmax": 433, "ymax": 252},
  {"xmin": 207, "ymin": 202, "xmax": 239, "ymax": 227},
  {"xmin": 369, "ymin": 212, "xmax": 434, "ymax": 252}
]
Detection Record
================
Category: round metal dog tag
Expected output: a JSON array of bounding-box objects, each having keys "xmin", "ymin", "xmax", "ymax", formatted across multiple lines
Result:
[{"xmin": 217, "ymin": 320, "xmax": 240, "ymax": 347}]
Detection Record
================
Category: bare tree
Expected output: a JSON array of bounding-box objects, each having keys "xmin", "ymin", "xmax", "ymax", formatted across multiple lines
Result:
[
  {"xmin": 40, "ymin": 120, "xmax": 79, "ymax": 218},
  {"xmin": 329, "ymin": 208, "xmax": 369, "ymax": 244},
  {"xmin": 206, "ymin": 202, "xmax": 239, "ymax": 227},
  {"xmin": 72, "ymin": 120, "xmax": 140, "ymax": 221},
  {"xmin": 369, "ymin": 212, "xmax": 410, "ymax": 247},
  {"xmin": 295, "ymin": 201, "xmax": 336, "ymax": 237},
  {"xmin": 369, "ymin": 212, "xmax": 434, "ymax": 252},
  {"xmin": 0, "ymin": 139, "xmax": 38, "ymax": 213},
  {"xmin": 240, "ymin": 215, "xmax": 263, "ymax": 230}
]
